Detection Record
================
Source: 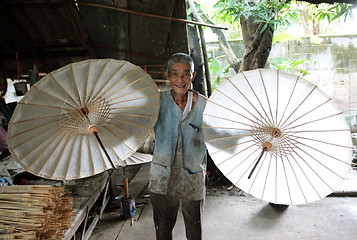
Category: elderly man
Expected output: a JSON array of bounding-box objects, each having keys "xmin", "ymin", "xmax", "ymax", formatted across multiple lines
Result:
[{"xmin": 148, "ymin": 53, "xmax": 207, "ymax": 240}]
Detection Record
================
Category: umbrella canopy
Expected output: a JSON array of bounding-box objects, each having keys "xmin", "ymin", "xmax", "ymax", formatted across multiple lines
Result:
[
  {"xmin": 203, "ymin": 69, "xmax": 352, "ymax": 205},
  {"xmin": 124, "ymin": 152, "xmax": 153, "ymax": 166},
  {"xmin": 8, "ymin": 59, "xmax": 160, "ymax": 180}
]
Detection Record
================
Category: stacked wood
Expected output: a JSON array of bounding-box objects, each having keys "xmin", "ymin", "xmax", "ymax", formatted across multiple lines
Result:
[{"xmin": 0, "ymin": 185, "xmax": 73, "ymax": 239}]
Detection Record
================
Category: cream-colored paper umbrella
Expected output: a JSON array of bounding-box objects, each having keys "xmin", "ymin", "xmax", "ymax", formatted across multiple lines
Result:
[
  {"xmin": 8, "ymin": 59, "xmax": 160, "ymax": 180},
  {"xmin": 203, "ymin": 69, "xmax": 352, "ymax": 205}
]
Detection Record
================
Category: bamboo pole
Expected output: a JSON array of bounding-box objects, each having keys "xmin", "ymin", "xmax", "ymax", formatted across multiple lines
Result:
[
  {"xmin": 188, "ymin": 0, "xmax": 212, "ymax": 96},
  {"xmin": 76, "ymin": 1, "xmax": 228, "ymax": 30}
]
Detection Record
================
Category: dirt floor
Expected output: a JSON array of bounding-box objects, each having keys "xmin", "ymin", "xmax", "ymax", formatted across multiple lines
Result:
[{"xmin": 89, "ymin": 163, "xmax": 357, "ymax": 240}]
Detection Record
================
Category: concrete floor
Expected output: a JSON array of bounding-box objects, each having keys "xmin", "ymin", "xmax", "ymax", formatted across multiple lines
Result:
[{"xmin": 89, "ymin": 164, "xmax": 357, "ymax": 240}]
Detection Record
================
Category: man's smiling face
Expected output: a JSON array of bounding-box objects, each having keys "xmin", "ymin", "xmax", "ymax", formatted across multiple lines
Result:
[{"xmin": 167, "ymin": 62, "xmax": 196, "ymax": 95}]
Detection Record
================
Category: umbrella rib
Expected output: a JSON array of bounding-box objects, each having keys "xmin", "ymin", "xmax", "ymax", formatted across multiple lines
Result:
[
  {"xmin": 280, "ymin": 155, "xmax": 294, "ymax": 205},
  {"xmin": 241, "ymin": 71, "xmax": 274, "ymax": 127},
  {"xmin": 84, "ymin": 97, "xmax": 111, "ymax": 125},
  {"xmin": 17, "ymin": 102, "xmax": 74, "ymax": 112},
  {"xmin": 284, "ymin": 129, "xmax": 345, "ymax": 203},
  {"xmin": 203, "ymin": 126, "xmax": 252, "ymax": 131},
  {"xmin": 111, "ymin": 113, "xmax": 158, "ymax": 119},
  {"xmin": 283, "ymin": 112, "xmax": 344, "ymax": 132},
  {"xmin": 110, "ymin": 92, "xmax": 160, "ymax": 106},
  {"xmin": 226, "ymin": 144, "xmax": 261, "ymax": 182},
  {"xmin": 280, "ymin": 98, "xmax": 333, "ymax": 131},
  {"xmin": 108, "ymin": 117, "xmax": 153, "ymax": 132},
  {"xmin": 248, "ymin": 152, "xmax": 268, "ymax": 194},
  {"xmin": 101, "ymin": 125, "xmax": 136, "ymax": 154},
  {"xmin": 112, "ymin": 105, "xmax": 160, "ymax": 110},
  {"xmin": 258, "ymin": 69, "xmax": 276, "ymax": 127},
  {"xmin": 97, "ymin": 131, "xmax": 125, "ymax": 165},
  {"xmin": 260, "ymin": 153, "xmax": 273, "ymax": 202},
  {"xmin": 275, "ymin": 135, "xmax": 295, "ymax": 156},
  {"xmin": 203, "ymin": 113, "xmax": 256, "ymax": 129},
  {"xmin": 291, "ymin": 143, "xmax": 340, "ymax": 190},
  {"xmin": 288, "ymin": 152, "xmax": 323, "ymax": 201},
  {"xmin": 204, "ymin": 133, "xmax": 252, "ymax": 142},
  {"xmin": 275, "ymin": 154, "xmax": 278, "ymax": 203},
  {"xmin": 109, "ymin": 119, "xmax": 145, "ymax": 142},
  {"xmin": 87, "ymin": 60, "xmax": 127, "ymax": 103},
  {"xmin": 18, "ymin": 128, "xmax": 66, "ymax": 169},
  {"xmin": 213, "ymin": 88, "xmax": 265, "ymax": 126},
  {"xmin": 48, "ymin": 72, "xmax": 82, "ymax": 109},
  {"xmin": 91, "ymin": 133, "xmax": 113, "ymax": 170},
  {"xmin": 210, "ymin": 138, "xmax": 257, "ymax": 157},
  {"xmin": 86, "ymin": 136, "xmax": 96, "ymax": 177},
  {"xmin": 276, "ymin": 131, "xmax": 351, "ymax": 178},
  {"xmin": 294, "ymin": 139, "xmax": 351, "ymax": 166},
  {"xmin": 8, "ymin": 119, "xmax": 58, "ymax": 140},
  {"xmin": 103, "ymin": 68, "xmax": 147, "ymax": 101},
  {"xmin": 287, "ymin": 133, "xmax": 352, "ymax": 149},
  {"xmin": 106, "ymin": 74, "xmax": 147, "ymax": 100},
  {"xmin": 10, "ymin": 123, "xmax": 62, "ymax": 151},
  {"xmin": 109, "ymin": 84, "xmax": 158, "ymax": 102},
  {"xmin": 71, "ymin": 63, "xmax": 87, "ymax": 108},
  {"xmin": 64, "ymin": 136, "xmax": 83, "ymax": 179},
  {"xmin": 279, "ymin": 83, "xmax": 318, "ymax": 129},
  {"xmin": 226, "ymin": 77, "xmax": 273, "ymax": 127},
  {"xmin": 77, "ymin": 136, "xmax": 83, "ymax": 178},
  {"xmin": 285, "ymin": 154, "xmax": 309, "ymax": 204},
  {"xmin": 48, "ymin": 134, "xmax": 77, "ymax": 179},
  {"xmin": 289, "ymin": 129, "xmax": 351, "ymax": 133},
  {"xmin": 277, "ymin": 75, "xmax": 299, "ymax": 127},
  {"xmin": 30, "ymin": 85, "xmax": 79, "ymax": 110},
  {"xmin": 85, "ymin": 59, "xmax": 110, "ymax": 103},
  {"xmin": 204, "ymin": 100, "xmax": 261, "ymax": 127}
]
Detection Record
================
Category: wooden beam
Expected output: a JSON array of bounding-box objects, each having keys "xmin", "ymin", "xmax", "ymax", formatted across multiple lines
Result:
[{"xmin": 76, "ymin": 1, "xmax": 228, "ymax": 30}]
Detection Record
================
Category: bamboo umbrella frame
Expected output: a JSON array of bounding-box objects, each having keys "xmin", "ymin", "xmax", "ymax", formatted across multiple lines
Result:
[
  {"xmin": 203, "ymin": 69, "xmax": 353, "ymax": 205},
  {"xmin": 0, "ymin": 185, "xmax": 73, "ymax": 240}
]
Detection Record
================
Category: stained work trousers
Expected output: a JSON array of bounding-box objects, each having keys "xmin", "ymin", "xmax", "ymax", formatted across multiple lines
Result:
[{"xmin": 150, "ymin": 192, "xmax": 203, "ymax": 240}]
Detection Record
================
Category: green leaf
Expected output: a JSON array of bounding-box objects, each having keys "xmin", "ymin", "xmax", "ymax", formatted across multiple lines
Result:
[{"xmin": 272, "ymin": 32, "xmax": 301, "ymax": 43}]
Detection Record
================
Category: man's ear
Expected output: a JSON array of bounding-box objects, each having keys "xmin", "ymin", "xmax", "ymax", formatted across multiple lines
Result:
[
  {"xmin": 165, "ymin": 71, "xmax": 169, "ymax": 80},
  {"xmin": 192, "ymin": 72, "xmax": 197, "ymax": 81}
]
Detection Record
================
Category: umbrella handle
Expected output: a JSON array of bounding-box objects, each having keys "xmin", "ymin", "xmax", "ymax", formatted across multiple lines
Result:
[
  {"xmin": 248, "ymin": 147, "xmax": 267, "ymax": 179},
  {"xmin": 89, "ymin": 126, "xmax": 116, "ymax": 169},
  {"xmin": 93, "ymin": 132, "xmax": 116, "ymax": 169}
]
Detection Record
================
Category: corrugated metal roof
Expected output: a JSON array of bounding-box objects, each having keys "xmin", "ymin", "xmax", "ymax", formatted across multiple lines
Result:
[{"xmin": 0, "ymin": 0, "xmax": 189, "ymax": 82}]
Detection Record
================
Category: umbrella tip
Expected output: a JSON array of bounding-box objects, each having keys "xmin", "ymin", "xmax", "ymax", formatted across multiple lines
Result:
[{"xmin": 88, "ymin": 125, "xmax": 99, "ymax": 135}]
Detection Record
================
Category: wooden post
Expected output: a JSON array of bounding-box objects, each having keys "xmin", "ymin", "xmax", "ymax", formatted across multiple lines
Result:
[
  {"xmin": 123, "ymin": 177, "xmax": 129, "ymax": 198},
  {"xmin": 188, "ymin": 0, "xmax": 212, "ymax": 96}
]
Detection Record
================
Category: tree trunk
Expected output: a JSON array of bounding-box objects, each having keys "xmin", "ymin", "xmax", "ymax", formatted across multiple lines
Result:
[
  {"xmin": 299, "ymin": 9, "xmax": 311, "ymax": 35},
  {"xmin": 200, "ymin": 13, "xmax": 241, "ymax": 73},
  {"xmin": 239, "ymin": 16, "xmax": 274, "ymax": 72}
]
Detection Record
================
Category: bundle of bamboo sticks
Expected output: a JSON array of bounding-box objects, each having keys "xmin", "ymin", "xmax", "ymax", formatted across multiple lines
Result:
[{"xmin": 0, "ymin": 185, "xmax": 73, "ymax": 239}]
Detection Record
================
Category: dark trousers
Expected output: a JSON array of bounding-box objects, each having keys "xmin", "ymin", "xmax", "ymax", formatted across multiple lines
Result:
[{"xmin": 150, "ymin": 192, "xmax": 203, "ymax": 240}]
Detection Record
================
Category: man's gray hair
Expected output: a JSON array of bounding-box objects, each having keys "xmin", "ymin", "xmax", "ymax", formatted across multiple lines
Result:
[{"xmin": 167, "ymin": 53, "xmax": 194, "ymax": 72}]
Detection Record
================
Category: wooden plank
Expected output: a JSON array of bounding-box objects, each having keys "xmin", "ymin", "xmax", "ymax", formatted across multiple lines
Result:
[{"xmin": 63, "ymin": 173, "xmax": 109, "ymax": 240}]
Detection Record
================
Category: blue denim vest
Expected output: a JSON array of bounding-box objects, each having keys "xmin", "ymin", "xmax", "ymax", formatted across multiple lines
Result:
[{"xmin": 149, "ymin": 90, "xmax": 207, "ymax": 194}]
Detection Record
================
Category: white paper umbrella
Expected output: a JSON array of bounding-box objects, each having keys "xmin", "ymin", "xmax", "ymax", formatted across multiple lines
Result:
[
  {"xmin": 8, "ymin": 59, "xmax": 160, "ymax": 180},
  {"xmin": 203, "ymin": 69, "xmax": 352, "ymax": 205},
  {"xmin": 124, "ymin": 152, "xmax": 153, "ymax": 165}
]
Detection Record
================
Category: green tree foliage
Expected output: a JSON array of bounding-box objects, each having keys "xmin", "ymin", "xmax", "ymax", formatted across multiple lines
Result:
[
  {"xmin": 193, "ymin": 0, "xmax": 353, "ymax": 88},
  {"xmin": 315, "ymin": 2, "xmax": 352, "ymax": 22},
  {"xmin": 213, "ymin": 0, "xmax": 296, "ymax": 32}
]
